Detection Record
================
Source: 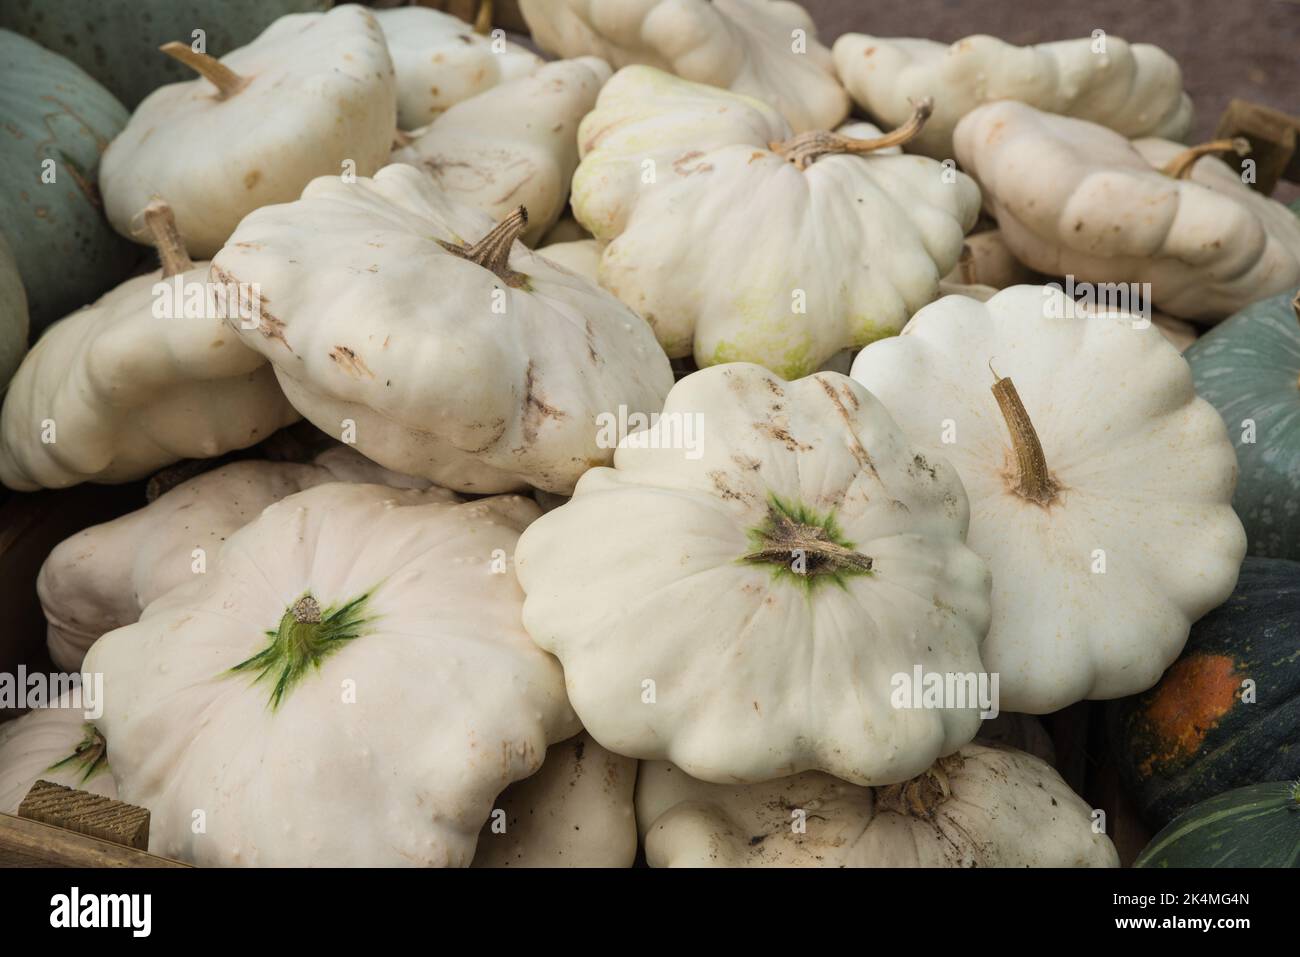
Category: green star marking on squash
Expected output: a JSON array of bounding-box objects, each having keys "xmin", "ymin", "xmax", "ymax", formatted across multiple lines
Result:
[
  {"xmin": 229, "ymin": 592, "xmax": 374, "ymax": 710},
  {"xmin": 741, "ymin": 493, "xmax": 873, "ymax": 591},
  {"xmin": 46, "ymin": 724, "xmax": 109, "ymax": 785}
]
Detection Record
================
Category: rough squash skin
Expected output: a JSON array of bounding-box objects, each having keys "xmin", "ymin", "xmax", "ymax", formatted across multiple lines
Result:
[{"xmin": 1108, "ymin": 558, "xmax": 1300, "ymax": 829}]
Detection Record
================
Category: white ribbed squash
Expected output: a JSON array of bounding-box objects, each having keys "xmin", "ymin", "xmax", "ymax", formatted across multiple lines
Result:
[
  {"xmin": 0, "ymin": 203, "xmax": 297, "ymax": 491},
  {"xmin": 85, "ymin": 483, "xmax": 579, "ymax": 866},
  {"xmin": 0, "ymin": 692, "xmax": 117, "ymax": 814},
  {"xmin": 38, "ymin": 447, "xmax": 444, "ymax": 671},
  {"xmin": 211, "ymin": 163, "xmax": 672, "ymax": 494},
  {"xmin": 537, "ymin": 237, "xmax": 602, "ymax": 281},
  {"xmin": 832, "ymin": 33, "xmax": 1192, "ymax": 159},
  {"xmin": 377, "ymin": 6, "xmax": 541, "ymax": 130},
  {"xmin": 393, "ymin": 57, "xmax": 611, "ymax": 244},
  {"xmin": 850, "ymin": 285, "xmax": 1245, "ymax": 713},
  {"xmin": 100, "ymin": 5, "xmax": 396, "ymax": 258},
  {"xmin": 571, "ymin": 66, "xmax": 980, "ymax": 377},
  {"xmin": 636, "ymin": 743, "xmax": 1119, "ymax": 867},
  {"xmin": 953, "ymin": 101, "xmax": 1300, "ymax": 322},
  {"xmin": 515, "ymin": 363, "xmax": 992, "ymax": 786},
  {"xmin": 473, "ymin": 732, "xmax": 638, "ymax": 868},
  {"xmin": 519, "ymin": 0, "xmax": 847, "ymax": 133}
]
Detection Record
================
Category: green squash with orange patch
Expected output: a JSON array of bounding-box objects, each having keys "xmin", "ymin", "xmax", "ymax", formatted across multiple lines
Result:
[{"xmin": 1108, "ymin": 557, "xmax": 1300, "ymax": 829}]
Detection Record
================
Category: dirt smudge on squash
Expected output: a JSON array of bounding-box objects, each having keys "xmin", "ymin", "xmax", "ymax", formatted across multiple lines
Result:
[
  {"xmin": 708, "ymin": 469, "xmax": 752, "ymax": 504},
  {"xmin": 1137, "ymin": 653, "xmax": 1242, "ymax": 776},
  {"xmin": 521, "ymin": 360, "xmax": 568, "ymax": 443},
  {"xmin": 328, "ymin": 346, "xmax": 374, "ymax": 379},
  {"xmin": 754, "ymin": 421, "xmax": 812, "ymax": 453},
  {"xmin": 672, "ymin": 150, "xmax": 714, "ymax": 176},
  {"xmin": 210, "ymin": 265, "xmax": 292, "ymax": 353},
  {"xmin": 814, "ymin": 376, "xmax": 877, "ymax": 477}
]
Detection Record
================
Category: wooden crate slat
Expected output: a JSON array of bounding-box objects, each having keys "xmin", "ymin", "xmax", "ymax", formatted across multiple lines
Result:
[
  {"xmin": 19, "ymin": 780, "xmax": 150, "ymax": 851},
  {"xmin": 1214, "ymin": 98, "xmax": 1300, "ymax": 195},
  {"xmin": 0, "ymin": 813, "xmax": 187, "ymax": 868}
]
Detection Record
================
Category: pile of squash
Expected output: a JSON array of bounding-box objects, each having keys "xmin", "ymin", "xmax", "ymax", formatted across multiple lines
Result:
[{"xmin": 0, "ymin": 0, "xmax": 1297, "ymax": 868}]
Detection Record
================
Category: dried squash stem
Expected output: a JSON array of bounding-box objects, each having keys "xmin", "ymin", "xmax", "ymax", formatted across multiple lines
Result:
[{"xmin": 159, "ymin": 42, "xmax": 249, "ymax": 99}]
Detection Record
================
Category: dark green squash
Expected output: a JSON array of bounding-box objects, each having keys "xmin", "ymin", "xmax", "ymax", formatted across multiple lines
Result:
[
  {"xmin": 1186, "ymin": 288, "xmax": 1300, "ymax": 559},
  {"xmin": 1108, "ymin": 557, "xmax": 1300, "ymax": 829},
  {"xmin": 0, "ymin": 0, "xmax": 331, "ymax": 109},
  {"xmin": 1134, "ymin": 781, "xmax": 1300, "ymax": 868},
  {"xmin": 0, "ymin": 29, "xmax": 138, "ymax": 332}
]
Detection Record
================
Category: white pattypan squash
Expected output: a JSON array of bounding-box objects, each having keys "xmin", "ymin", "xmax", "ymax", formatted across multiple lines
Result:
[
  {"xmin": 212, "ymin": 163, "xmax": 672, "ymax": 494},
  {"xmin": 0, "ymin": 202, "xmax": 299, "ymax": 491},
  {"xmin": 850, "ymin": 286, "xmax": 1245, "ymax": 713},
  {"xmin": 0, "ymin": 692, "xmax": 117, "ymax": 814},
  {"xmin": 393, "ymin": 57, "xmax": 611, "ymax": 244},
  {"xmin": 943, "ymin": 230, "xmax": 1038, "ymax": 291},
  {"xmin": 832, "ymin": 33, "xmax": 1192, "ymax": 160},
  {"xmin": 100, "ymin": 5, "xmax": 397, "ymax": 259},
  {"xmin": 953, "ymin": 102, "xmax": 1300, "ymax": 322},
  {"xmin": 84, "ymin": 482, "xmax": 579, "ymax": 867},
  {"xmin": 537, "ymin": 237, "xmax": 602, "ymax": 282},
  {"xmin": 515, "ymin": 363, "xmax": 992, "ymax": 786},
  {"xmin": 540, "ymin": 215, "xmax": 593, "ymax": 246},
  {"xmin": 473, "ymin": 732, "xmax": 638, "ymax": 867},
  {"xmin": 938, "ymin": 232, "xmax": 1197, "ymax": 351},
  {"xmin": 38, "ymin": 446, "xmax": 445, "ymax": 672},
  {"xmin": 571, "ymin": 67, "xmax": 980, "ymax": 377},
  {"xmin": 519, "ymin": 0, "xmax": 847, "ymax": 133},
  {"xmin": 376, "ymin": 6, "xmax": 542, "ymax": 130},
  {"xmin": 636, "ymin": 743, "xmax": 1118, "ymax": 867}
]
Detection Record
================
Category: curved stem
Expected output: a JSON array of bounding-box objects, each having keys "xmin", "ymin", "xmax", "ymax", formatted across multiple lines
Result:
[
  {"xmin": 991, "ymin": 367, "xmax": 1059, "ymax": 507},
  {"xmin": 437, "ymin": 206, "xmax": 530, "ymax": 287},
  {"xmin": 159, "ymin": 41, "xmax": 249, "ymax": 99},
  {"xmin": 769, "ymin": 97, "xmax": 933, "ymax": 170},
  {"xmin": 1160, "ymin": 137, "xmax": 1250, "ymax": 179},
  {"xmin": 142, "ymin": 200, "xmax": 194, "ymax": 278},
  {"xmin": 474, "ymin": 0, "xmax": 494, "ymax": 35}
]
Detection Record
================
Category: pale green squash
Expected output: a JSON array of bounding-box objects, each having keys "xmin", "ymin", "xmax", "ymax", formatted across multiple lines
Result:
[
  {"xmin": 0, "ymin": 30, "xmax": 137, "ymax": 331},
  {"xmin": 1186, "ymin": 288, "xmax": 1300, "ymax": 559}
]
